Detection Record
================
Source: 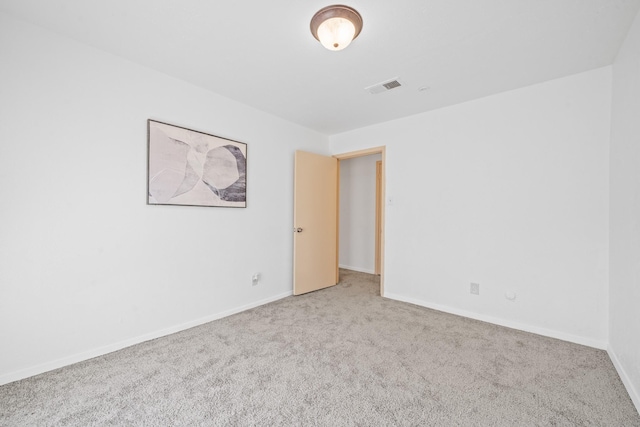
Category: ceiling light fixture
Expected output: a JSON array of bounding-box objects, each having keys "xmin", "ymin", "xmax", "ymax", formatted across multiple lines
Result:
[{"xmin": 310, "ymin": 5, "xmax": 363, "ymax": 51}]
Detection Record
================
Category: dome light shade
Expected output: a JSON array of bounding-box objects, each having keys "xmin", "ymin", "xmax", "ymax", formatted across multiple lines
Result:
[
  {"xmin": 317, "ymin": 17, "xmax": 356, "ymax": 51},
  {"xmin": 311, "ymin": 5, "xmax": 363, "ymax": 51}
]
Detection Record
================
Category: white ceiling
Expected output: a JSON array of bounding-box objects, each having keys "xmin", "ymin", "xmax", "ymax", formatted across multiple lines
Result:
[{"xmin": 1, "ymin": 0, "xmax": 639, "ymax": 135}]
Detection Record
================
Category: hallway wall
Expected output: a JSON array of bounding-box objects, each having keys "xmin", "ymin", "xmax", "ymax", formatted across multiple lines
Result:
[{"xmin": 339, "ymin": 154, "xmax": 382, "ymax": 273}]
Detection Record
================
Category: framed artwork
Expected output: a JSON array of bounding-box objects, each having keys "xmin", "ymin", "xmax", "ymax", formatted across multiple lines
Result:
[{"xmin": 147, "ymin": 120, "xmax": 247, "ymax": 208}]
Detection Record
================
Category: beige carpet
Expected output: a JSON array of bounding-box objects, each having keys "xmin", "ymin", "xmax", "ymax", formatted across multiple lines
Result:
[{"xmin": 1, "ymin": 269, "xmax": 638, "ymax": 426}]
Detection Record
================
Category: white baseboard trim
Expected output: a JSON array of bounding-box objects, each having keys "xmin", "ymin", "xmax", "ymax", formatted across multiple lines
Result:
[
  {"xmin": 384, "ymin": 292, "xmax": 608, "ymax": 350},
  {"xmin": 339, "ymin": 264, "xmax": 375, "ymax": 274},
  {"xmin": 608, "ymin": 345, "xmax": 640, "ymax": 413},
  {"xmin": 0, "ymin": 291, "xmax": 293, "ymax": 386}
]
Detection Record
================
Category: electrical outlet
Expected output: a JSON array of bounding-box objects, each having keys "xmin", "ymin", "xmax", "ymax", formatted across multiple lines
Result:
[
  {"xmin": 252, "ymin": 273, "xmax": 260, "ymax": 286},
  {"xmin": 470, "ymin": 282, "xmax": 480, "ymax": 295}
]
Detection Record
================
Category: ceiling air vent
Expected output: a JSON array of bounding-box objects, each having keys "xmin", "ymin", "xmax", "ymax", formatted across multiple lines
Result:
[{"xmin": 365, "ymin": 78, "xmax": 402, "ymax": 95}]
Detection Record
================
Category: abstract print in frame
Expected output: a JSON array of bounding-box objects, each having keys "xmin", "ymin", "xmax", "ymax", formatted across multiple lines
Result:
[{"xmin": 147, "ymin": 120, "xmax": 247, "ymax": 207}]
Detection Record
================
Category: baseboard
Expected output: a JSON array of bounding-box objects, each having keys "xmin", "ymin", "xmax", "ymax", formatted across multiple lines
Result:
[
  {"xmin": 608, "ymin": 345, "xmax": 640, "ymax": 413},
  {"xmin": 0, "ymin": 291, "xmax": 292, "ymax": 386},
  {"xmin": 339, "ymin": 264, "xmax": 375, "ymax": 274},
  {"xmin": 384, "ymin": 292, "xmax": 608, "ymax": 350}
]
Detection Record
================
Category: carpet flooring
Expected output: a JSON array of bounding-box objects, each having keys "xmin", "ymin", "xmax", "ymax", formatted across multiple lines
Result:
[{"xmin": 1, "ymin": 269, "xmax": 638, "ymax": 426}]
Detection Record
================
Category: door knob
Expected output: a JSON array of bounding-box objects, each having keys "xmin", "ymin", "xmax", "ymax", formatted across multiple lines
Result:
[{"xmin": 295, "ymin": 227, "xmax": 303, "ymax": 233}]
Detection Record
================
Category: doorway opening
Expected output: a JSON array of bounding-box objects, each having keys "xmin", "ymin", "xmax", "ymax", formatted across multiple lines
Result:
[{"xmin": 334, "ymin": 147, "xmax": 386, "ymax": 296}]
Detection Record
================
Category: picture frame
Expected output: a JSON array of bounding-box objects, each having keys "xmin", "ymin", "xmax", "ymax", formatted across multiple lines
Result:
[{"xmin": 147, "ymin": 120, "xmax": 247, "ymax": 208}]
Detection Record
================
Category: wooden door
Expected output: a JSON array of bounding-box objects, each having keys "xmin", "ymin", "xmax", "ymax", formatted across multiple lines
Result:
[
  {"xmin": 375, "ymin": 160, "xmax": 382, "ymax": 275},
  {"xmin": 293, "ymin": 151, "xmax": 338, "ymax": 295}
]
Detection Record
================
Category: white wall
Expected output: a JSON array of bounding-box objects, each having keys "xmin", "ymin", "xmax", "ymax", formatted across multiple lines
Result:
[
  {"xmin": 339, "ymin": 154, "xmax": 381, "ymax": 273},
  {"xmin": 331, "ymin": 68, "xmax": 611, "ymax": 348},
  {"xmin": 609, "ymin": 8, "xmax": 640, "ymax": 410},
  {"xmin": 0, "ymin": 12, "xmax": 329, "ymax": 384}
]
